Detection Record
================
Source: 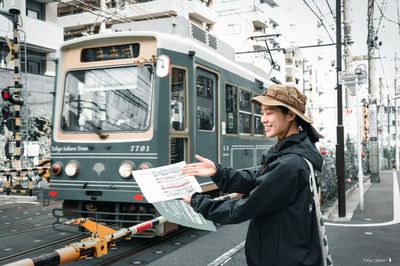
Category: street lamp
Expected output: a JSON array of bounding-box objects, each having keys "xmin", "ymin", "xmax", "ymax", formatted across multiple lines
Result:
[{"xmin": 341, "ymin": 64, "xmax": 367, "ymax": 211}]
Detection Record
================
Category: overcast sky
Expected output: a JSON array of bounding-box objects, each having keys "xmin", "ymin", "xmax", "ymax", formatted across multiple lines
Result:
[{"xmin": 276, "ymin": 0, "xmax": 399, "ymax": 94}]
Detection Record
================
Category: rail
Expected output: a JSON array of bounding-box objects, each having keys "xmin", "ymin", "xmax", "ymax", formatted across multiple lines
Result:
[{"xmin": 4, "ymin": 193, "xmax": 242, "ymax": 266}]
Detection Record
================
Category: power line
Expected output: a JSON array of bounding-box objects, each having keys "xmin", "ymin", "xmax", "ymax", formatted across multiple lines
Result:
[
  {"xmin": 311, "ymin": 0, "xmax": 335, "ymax": 30},
  {"xmin": 302, "ymin": 0, "xmax": 334, "ymax": 42},
  {"xmin": 374, "ymin": 0, "xmax": 400, "ymax": 25},
  {"xmin": 55, "ymin": 0, "xmax": 133, "ymax": 24},
  {"xmin": 397, "ymin": 0, "xmax": 400, "ymax": 35},
  {"xmin": 377, "ymin": 48, "xmax": 391, "ymax": 93},
  {"xmin": 325, "ymin": 0, "xmax": 335, "ymax": 22},
  {"xmin": 375, "ymin": 0, "xmax": 385, "ymax": 36}
]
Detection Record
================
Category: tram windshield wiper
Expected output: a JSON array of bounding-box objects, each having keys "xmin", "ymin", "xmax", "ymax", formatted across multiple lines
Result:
[{"xmin": 80, "ymin": 110, "xmax": 109, "ymax": 139}]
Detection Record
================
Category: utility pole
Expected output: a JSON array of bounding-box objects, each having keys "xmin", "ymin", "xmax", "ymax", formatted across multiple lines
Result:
[
  {"xmin": 395, "ymin": 53, "xmax": 399, "ymax": 170},
  {"xmin": 379, "ymin": 78, "xmax": 385, "ymax": 169},
  {"xmin": 367, "ymin": 0, "xmax": 380, "ymax": 182},
  {"xmin": 336, "ymin": 0, "xmax": 346, "ymax": 217},
  {"xmin": 343, "ymin": 0, "xmax": 353, "ymax": 108}
]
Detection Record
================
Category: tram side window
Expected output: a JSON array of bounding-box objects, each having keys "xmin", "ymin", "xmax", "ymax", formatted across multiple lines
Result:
[
  {"xmin": 225, "ymin": 84, "xmax": 238, "ymax": 134},
  {"xmin": 196, "ymin": 75, "xmax": 214, "ymax": 130},
  {"xmin": 170, "ymin": 68, "xmax": 186, "ymax": 131},
  {"xmin": 254, "ymin": 100, "xmax": 264, "ymax": 135},
  {"xmin": 239, "ymin": 89, "xmax": 251, "ymax": 134}
]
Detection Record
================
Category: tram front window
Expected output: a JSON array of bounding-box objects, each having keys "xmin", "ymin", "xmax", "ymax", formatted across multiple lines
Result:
[{"xmin": 61, "ymin": 66, "xmax": 153, "ymax": 132}]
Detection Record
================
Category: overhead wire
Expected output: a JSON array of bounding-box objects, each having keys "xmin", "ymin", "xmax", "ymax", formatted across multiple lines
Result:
[
  {"xmin": 397, "ymin": 0, "xmax": 400, "ymax": 35},
  {"xmin": 377, "ymin": 49, "xmax": 390, "ymax": 93},
  {"xmin": 374, "ymin": 0, "xmax": 400, "ymax": 25},
  {"xmin": 73, "ymin": 0, "xmax": 133, "ymax": 23},
  {"xmin": 325, "ymin": 0, "xmax": 335, "ymax": 22},
  {"xmin": 375, "ymin": 0, "xmax": 385, "ymax": 36},
  {"xmin": 302, "ymin": 0, "xmax": 334, "ymax": 42},
  {"xmin": 55, "ymin": 0, "xmax": 133, "ymax": 24},
  {"xmin": 311, "ymin": 0, "xmax": 335, "ymax": 30}
]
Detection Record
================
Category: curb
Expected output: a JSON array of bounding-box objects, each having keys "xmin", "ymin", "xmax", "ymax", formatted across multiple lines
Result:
[
  {"xmin": 322, "ymin": 175, "xmax": 370, "ymax": 221},
  {"xmin": 0, "ymin": 195, "xmax": 38, "ymax": 203}
]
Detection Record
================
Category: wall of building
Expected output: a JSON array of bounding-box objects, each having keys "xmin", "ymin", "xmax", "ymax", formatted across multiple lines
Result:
[{"xmin": 0, "ymin": 68, "xmax": 54, "ymax": 118}]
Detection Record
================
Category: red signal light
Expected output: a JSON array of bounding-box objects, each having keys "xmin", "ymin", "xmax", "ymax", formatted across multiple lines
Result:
[
  {"xmin": 48, "ymin": 191, "xmax": 58, "ymax": 198},
  {"xmin": 1, "ymin": 87, "xmax": 23, "ymax": 105},
  {"xmin": 133, "ymin": 194, "xmax": 143, "ymax": 201},
  {"xmin": 51, "ymin": 162, "xmax": 62, "ymax": 175},
  {"xmin": 1, "ymin": 88, "xmax": 10, "ymax": 101}
]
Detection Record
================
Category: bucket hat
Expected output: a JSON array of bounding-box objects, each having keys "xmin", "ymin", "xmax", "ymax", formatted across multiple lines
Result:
[{"xmin": 251, "ymin": 84, "xmax": 313, "ymax": 124}]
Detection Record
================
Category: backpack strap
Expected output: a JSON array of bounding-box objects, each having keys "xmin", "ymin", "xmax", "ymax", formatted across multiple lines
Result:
[{"xmin": 303, "ymin": 157, "xmax": 333, "ymax": 266}]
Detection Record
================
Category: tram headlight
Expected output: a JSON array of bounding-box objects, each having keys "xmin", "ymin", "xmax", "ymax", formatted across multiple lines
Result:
[
  {"xmin": 65, "ymin": 160, "xmax": 79, "ymax": 177},
  {"xmin": 119, "ymin": 160, "xmax": 135, "ymax": 178},
  {"xmin": 51, "ymin": 162, "xmax": 63, "ymax": 176}
]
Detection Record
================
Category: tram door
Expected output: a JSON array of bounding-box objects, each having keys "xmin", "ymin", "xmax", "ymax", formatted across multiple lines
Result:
[
  {"xmin": 195, "ymin": 68, "xmax": 218, "ymax": 162},
  {"xmin": 169, "ymin": 68, "xmax": 189, "ymax": 164}
]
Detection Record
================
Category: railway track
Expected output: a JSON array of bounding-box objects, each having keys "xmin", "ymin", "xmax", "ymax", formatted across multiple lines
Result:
[
  {"xmin": 0, "ymin": 234, "xmax": 83, "ymax": 265},
  {"xmin": 0, "ymin": 200, "xmax": 206, "ymax": 266}
]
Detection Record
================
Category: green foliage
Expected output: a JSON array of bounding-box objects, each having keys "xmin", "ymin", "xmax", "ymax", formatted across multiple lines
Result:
[{"xmin": 316, "ymin": 135, "xmax": 370, "ymax": 205}]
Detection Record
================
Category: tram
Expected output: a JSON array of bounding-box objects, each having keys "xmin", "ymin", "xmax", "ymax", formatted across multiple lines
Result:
[{"xmin": 43, "ymin": 17, "xmax": 275, "ymax": 236}]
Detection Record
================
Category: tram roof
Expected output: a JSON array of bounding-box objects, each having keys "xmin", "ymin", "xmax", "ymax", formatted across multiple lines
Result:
[{"xmin": 60, "ymin": 17, "xmax": 272, "ymax": 87}]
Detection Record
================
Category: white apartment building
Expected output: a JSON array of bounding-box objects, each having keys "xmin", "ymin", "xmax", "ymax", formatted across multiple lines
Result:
[
  {"xmin": 212, "ymin": 0, "xmax": 284, "ymax": 84},
  {"xmin": 56, "ymin": 0, "xmax": 216, "ymax": 40},
  {"xmin": 0, "ymin": 0, "xmax": 63, "ymax": 75},
  {"xmin": 0, "ymin": 0, "xmax": 63, "ymax": 117}
]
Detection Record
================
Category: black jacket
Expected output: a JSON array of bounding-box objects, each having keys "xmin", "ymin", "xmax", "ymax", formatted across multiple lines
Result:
[{"xmin": 190, "ymin": 131, "xmax": 323, "ymax": 266}]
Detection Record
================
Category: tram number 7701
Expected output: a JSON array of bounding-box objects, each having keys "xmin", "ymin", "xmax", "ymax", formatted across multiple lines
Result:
[{"xmin": 130, "ymin": 145, "xmax": 150, "ymax": 152}]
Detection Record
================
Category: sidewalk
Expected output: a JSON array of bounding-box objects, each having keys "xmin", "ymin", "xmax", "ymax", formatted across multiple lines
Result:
[{"xmin": 322, "ymin": 176, "xmax": 372, "ymax": 222}]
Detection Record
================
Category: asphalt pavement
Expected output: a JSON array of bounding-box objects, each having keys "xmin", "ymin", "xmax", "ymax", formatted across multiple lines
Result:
[
  {"xmin": 1, "ymin": 170, "xmax": 398, "ymax": 266},
  {"xmin": 147, "ymin": 170, "xmax": 400, "ymax": 266}
]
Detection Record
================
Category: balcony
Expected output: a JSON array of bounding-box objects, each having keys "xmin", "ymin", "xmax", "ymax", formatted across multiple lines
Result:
[
  {"xmin": 187, "ymin": 0, "xmax": 217, "ymax": 25},
  {"xmin": 58, "ymin": 0, "xmax": 216, "ymax": 29},
  {"xmin": 0, "ymin": 16, "xmax": 63, "ymax": 52}
]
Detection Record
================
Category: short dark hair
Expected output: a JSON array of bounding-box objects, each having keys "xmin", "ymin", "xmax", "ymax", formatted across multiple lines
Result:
[{"xmin": 276, "ymin": 106, "xmax": 323, "ymax": 143}]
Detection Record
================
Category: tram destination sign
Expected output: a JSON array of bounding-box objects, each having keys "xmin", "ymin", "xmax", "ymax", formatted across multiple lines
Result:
[{"xmin": 81, "ymin": 43, "xmax": 140, "ymax": 62}]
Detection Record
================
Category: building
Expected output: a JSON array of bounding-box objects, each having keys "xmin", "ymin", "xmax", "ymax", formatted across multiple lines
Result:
[
  {"xmin": 212, "ymin": 0, "xmax": 284, "ymax": 84},
  {"xmin": 56, "ymin": 0, "xmax": 217, "ymax": 40},
  {"xmin": 0, "ymin": 0, "xmax": 63, "ymax": 117}
]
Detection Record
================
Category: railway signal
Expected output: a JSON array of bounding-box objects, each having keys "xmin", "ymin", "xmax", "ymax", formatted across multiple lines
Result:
[
  {"xmin": 1, "ymin": 105, "xmax": 14, "ymax": 131},
  {"xmin": 1, "ymin": 86, "xmax": 24, "ymax": 105}
]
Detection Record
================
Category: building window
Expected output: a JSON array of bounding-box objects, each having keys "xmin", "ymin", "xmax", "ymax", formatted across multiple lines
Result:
[
  {"xmin": 227, "ymin": 24, "xmax": 241, "ymax": 35},
  {"xmin": 27, "ymin": 9, "xmax": 39, "ymax": 19},
  {"xmin": 26, "ymin": 1, "xmax": 45, "ymax": 21},
  {"xmin": 226, "ymin": 84, "xmax": 238, "ymax": 134}
]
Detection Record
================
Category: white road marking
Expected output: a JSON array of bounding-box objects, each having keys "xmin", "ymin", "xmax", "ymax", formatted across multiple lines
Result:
[
  {"xmin": 326, "ymin": 171, "xmax": 400, "ymax": 227},
  {"xmin": 207, "ymin": 241, "xmax": 245, "ymax": 266}
]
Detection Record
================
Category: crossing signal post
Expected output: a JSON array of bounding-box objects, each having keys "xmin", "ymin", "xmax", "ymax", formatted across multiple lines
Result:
[{"xmin": 0, "ymin": 8, "xmax": 31, "ymax": 195}]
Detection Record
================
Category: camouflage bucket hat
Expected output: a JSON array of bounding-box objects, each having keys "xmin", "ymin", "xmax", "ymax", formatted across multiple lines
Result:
[{"xmin": 250, "ymin": 84, "xmax": 313, "ymax": 124}]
